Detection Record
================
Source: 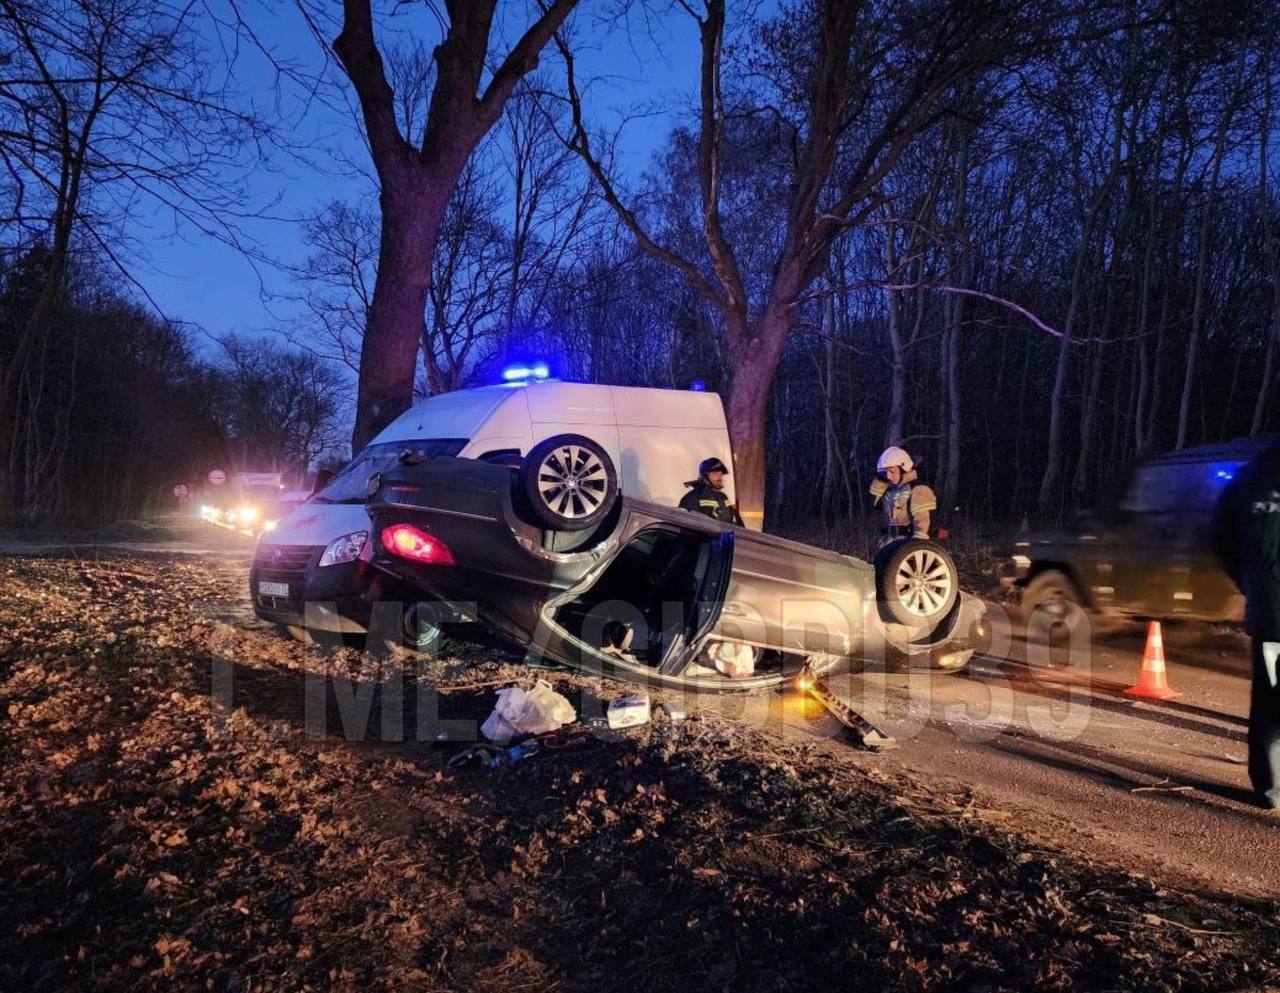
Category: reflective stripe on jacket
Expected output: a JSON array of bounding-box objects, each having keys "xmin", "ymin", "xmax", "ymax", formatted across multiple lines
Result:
[{"xmin": 679, "ymin": 478, "xmax": 743, "ymax": 526}]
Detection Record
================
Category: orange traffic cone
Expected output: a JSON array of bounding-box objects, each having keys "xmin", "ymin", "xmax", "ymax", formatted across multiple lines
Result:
[{"xmin": 1125, "ymin": 621, "xmax": 1180, "ymax": 700}]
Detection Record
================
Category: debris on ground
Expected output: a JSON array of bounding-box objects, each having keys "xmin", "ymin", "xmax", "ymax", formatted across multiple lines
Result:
[
  {"xmin": 607, "ymin": 692, "xmax": 651, "ymax": 729},
  {"xmin": 480, "ymin": 679, "xmax": 575, "ymax": 742},
  {"xmin": 2, "ymin": 552, "xmax": 1279, "ymax": 992}
]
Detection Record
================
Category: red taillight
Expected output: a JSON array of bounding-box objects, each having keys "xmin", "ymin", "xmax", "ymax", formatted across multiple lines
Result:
[{"xmin": 380, "ymin": 524, "xmax": 456, "ymax": 565}]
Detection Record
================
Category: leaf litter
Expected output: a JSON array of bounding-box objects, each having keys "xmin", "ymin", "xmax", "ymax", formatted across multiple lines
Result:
[{"xmin": 1, "ymin": 552, "xmax": 1278, "ymax": 992}]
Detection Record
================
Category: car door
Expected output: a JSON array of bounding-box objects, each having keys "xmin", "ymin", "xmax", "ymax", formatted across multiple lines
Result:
[
  {"xmin": 709, "ymin": 529, "xmax": 866, "ymax": 658},
  {"xmin": 1107, "ymin": 464, "xmax": 1190, "ymax": 617}
]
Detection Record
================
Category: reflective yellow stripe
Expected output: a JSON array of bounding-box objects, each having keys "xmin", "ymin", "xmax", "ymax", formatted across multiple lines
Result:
[{"xmin": 699, "ymin": 500, "xmax": 719, "ymax": 508}]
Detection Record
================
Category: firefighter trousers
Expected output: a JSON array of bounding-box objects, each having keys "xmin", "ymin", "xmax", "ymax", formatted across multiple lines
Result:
[{"xmin": 1249, "ymin": 639, "xmax": 1280, "ymax": 808}]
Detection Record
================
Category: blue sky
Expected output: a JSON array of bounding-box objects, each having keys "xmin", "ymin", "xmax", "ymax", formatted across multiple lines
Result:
[{"xmin": 141, "ymin": 2, "xmax": 705, "ymax": 355}]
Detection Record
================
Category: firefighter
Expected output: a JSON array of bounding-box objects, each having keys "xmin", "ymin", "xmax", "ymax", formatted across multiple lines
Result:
[
  {"xmin": 679, "ymin": 457, "xmax": 743, "ymax": 526},
  {"xmin": 1212, "ymin": 437, "xmax": 1280, "ymax": 809},
  {"xmin": 869, "ymin": 447, "xmax": 936, "ymax": 544}
]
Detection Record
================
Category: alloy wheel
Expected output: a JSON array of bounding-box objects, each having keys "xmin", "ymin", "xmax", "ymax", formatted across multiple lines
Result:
[
  {"xmin": 894, "ymin": 547, "xmax": 954, "ymax": 618},
  {"xmin": 537, "ymin": 444, "xmax": 609, "ymax": 520}
]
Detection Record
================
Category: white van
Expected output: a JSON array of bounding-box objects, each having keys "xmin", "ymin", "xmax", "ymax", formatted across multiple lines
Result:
[{"xmin": 250, "ymin": 379, "xmax": 734, "ymax": 640}]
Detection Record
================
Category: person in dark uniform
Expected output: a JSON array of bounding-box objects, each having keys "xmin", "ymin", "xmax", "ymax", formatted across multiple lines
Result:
[
  {"xmin": 679, "ymin": 457, "xmax": 743, "ymax": 526},
  {"xmin": 1212, "ymin": 437, "xmax": 1280, "ymax": 809}
]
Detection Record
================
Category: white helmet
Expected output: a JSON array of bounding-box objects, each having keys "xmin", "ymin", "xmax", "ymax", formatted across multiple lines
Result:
[{"xmin": 876, "ymin": 446, "xmax": 913, "ymax": 473}]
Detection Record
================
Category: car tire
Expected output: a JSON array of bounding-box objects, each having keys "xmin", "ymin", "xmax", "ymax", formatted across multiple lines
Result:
[
  {"xmin": 1021, "ymin": 569, "xmax": 1088, "ymax": 646},
  {"xmin": 400, "ymin": 601, "xmax": 446, "ymax": 654},
  {"xmin": 518, "ymin": 433, "xmax": 617, "ymax": 532},
  {"xmin": 875, "ymin": 538, "xmax": 959, "ymax": 627}
]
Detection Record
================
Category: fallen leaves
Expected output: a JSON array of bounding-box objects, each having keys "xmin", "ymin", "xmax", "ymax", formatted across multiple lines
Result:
[{"xmin": 0, "ymin": 551, "xmax": 1278, "ymax": 993}]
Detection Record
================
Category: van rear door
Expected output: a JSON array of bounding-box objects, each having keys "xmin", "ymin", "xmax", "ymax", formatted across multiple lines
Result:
[{"xmin": 609, "ymin": 387, "xmax": 733, "ymax": 507}]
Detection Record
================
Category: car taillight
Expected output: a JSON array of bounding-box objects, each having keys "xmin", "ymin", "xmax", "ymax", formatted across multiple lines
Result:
[{"xmin": 380, "ymin": 524, "xmax": 456, "ymax": 565}]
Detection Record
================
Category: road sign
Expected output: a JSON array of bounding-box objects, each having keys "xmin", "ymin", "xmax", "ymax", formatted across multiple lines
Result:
[
  {"xmin": 173, "ymin": 484, "xmax": 189, "ymax": 499},
  {"xmin": 208, "ymin": 468, "xmax": 227, "ymax": 485}
]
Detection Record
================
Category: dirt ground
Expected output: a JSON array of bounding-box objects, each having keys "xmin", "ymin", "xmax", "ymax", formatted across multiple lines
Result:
[{"xmin": 3, "ymin": 550, "xmax": 1279, "ymax": 992}]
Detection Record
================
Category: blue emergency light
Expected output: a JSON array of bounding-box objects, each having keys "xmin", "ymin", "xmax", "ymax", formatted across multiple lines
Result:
[
  {"xmin": 502, "ymin": 363, "xmax": 550, "ymax": 382},
  {"xmin": 690, "ymin": 380, "xmax": 706, "ymax": 392}
]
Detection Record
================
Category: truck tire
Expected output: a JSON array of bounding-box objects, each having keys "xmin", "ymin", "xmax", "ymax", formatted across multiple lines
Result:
[
  {"xmin": 518, "ymin": 433, "xmax": 617, "ymax": 532},
  {"xmin": 1021, "ymin": 569, "xmax": 1088, "ymax": 645},
  {"xmin": 875, "ymin": 538, "xmax": 959, "ymax": 627}
]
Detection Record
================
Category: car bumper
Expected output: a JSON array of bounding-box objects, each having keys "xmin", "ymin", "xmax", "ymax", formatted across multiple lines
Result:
[
  {"xmin": 878, "ymin": 595, "xmax": 988, "ymax": 662},
  {"xmin": 249, "ymin": 555, "xmax": 378, "ymax": 634}
]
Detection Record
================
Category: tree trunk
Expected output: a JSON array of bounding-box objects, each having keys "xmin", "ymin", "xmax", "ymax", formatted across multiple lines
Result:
[
  {"xmin": 1175, "ymin": 52, "xmax": 1239, "ymax": 449},
  {"xmin": 942, "ymin": 130, "xmax": 970, "ymax": 513},
  {"xmin": 884, "ymin": 221, "xmax": 906, "ymax": 446},
  {"xmin": 1254, "ymin": 48, "xmax": 1279, "ymax": 436},
  {"xmin": 1037, "ymin": 250, "xmax": 1086, "ymax": 518},
  {"xmin": 352, "ymin": 171, "xmax": 448, "ymax": 448},
  {"xmin": 725, "ymin": 307, "xmax": 791, "ymax": 530}
]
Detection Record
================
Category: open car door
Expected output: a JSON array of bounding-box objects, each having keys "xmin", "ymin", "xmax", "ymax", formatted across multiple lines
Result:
[{"xmin": 656, "ymin": 530, "xmax": 736, "ymax": 677}]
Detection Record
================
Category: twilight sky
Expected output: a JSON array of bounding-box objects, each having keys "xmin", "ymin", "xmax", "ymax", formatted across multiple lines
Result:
[{"xmin": 139, "ymin": 2, "xmax": 706, "ymax": 355}]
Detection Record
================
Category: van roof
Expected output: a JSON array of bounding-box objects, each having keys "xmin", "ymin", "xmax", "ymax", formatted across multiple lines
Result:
[
  {"xmin": 1144, "ymin": 434, "xmax": 1278, "ymax": 468},
  {"xmin": 373, "ymin": 379, "xmax": 724, "ymax": 445}
]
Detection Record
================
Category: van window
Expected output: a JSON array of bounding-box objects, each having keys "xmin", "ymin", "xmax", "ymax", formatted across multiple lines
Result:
[
  {"xmin": 1122, "ymin": 460, "xmax": 1245, "ymax": 518},
  {"xmin": 314, "ymin": 439, "xmax": 466, "ymax": 504}
]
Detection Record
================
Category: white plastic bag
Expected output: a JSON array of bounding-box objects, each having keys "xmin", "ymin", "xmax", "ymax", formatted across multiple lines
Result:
[{"xmin": 481, "ymin": 680, "xmax": 576, "ymax": 742}]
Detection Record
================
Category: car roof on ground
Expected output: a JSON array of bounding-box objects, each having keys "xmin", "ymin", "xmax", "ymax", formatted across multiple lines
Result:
[{"xmin": 1143, "ymin": 434, "xmax": 1278, "ymax": 468}]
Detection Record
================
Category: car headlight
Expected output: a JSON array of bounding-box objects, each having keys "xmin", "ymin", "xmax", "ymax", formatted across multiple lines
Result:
[
  {"xmin": 319, "ymin": 530, "xmax": 368, "ymax": 567},
  {"xmin": 238, "ymin": 505, "xmax": 259, "ymax": 525}
]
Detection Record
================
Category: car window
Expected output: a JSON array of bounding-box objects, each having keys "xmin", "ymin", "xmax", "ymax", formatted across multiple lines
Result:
[{"xmin": 314, "ymin": 439, "xmax": 467, "ymax": 504}]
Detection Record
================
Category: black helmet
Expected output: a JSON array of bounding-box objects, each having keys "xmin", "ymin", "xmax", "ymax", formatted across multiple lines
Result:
[{"xmin": 699, "ymin": 457, "xmax": 730, "ymax": 476}]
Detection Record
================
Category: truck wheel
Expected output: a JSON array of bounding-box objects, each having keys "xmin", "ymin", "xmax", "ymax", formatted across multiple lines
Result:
[
  {"xmin": 875, "ymin": 538, "xmax": 959, "ymax": 627},
  {"xmin": 518, "ymin": 433, "xmax": 617, "ymax": 532},
  {"xmin": 1022, "ymin": 570, "xmax": 1087, "ymax": 645}
]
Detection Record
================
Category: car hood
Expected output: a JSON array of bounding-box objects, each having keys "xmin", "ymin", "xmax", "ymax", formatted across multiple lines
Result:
[{"xmin": 259, "ymin": 502, "xmax": 371, "ymax": 547}]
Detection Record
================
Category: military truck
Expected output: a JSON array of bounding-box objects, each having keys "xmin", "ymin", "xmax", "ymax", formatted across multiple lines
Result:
[{"xmin": 1000, "ymin": 436, "xmax": 1276, "ymax": 641}]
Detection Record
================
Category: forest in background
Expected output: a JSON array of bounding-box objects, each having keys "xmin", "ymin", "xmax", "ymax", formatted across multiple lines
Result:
[{"xmin": 1, "ymin": 0, "xmax": 1277, "ymax": 525}]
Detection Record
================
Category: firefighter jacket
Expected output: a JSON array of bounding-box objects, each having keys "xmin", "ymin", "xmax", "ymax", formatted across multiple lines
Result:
[
  {"xmin": 679, "ymin": 478, "xmax": 743, "ymax": 526},
  {"xmin": 869, "ymin": 468, "xmax": 936, "ymax": 539}
]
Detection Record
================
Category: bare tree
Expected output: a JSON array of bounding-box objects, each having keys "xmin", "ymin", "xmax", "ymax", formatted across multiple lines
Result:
[
  {"xmin": 558, "ymin": 0, "xmax": 1054, "ymax": 526},
  {"xmin": 422, "ymin": 158, "xmax": 507, "ymax": 393},
  {"xmin": 215, "ymin": 335, "xmax": 347, "ymax": 474},
  {"xmin": 330, "ymin": 0, "xmax": 578, "ymax": 450},
  {"xmin": 1174, "ymin": 45, "xmax": 1247, "ymax": 450},
  {"xmin": 287, "ymin": 200, "xmax": 379, "ymax": 374},
  {"xmin": 0, "ymin": 0, "xmax": 267, "ymax": 521},
  {"xmin": 1252, "ymin": 38, "xmax": 1279, "ymax": 437}
]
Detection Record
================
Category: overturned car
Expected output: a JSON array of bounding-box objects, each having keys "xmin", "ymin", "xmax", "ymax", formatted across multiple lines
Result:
[{"xmin": 358, "ymin": 434, "xmax": 986, "ymax": 692}]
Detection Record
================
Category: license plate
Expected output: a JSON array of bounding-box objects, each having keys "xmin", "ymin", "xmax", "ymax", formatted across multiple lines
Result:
[{"xmin": 258, "ymin": 581, "xmax": 289, "ymax": 598}]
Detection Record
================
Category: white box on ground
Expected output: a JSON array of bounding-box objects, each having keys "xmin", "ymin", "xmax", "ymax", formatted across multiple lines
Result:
[{"xmin": 607, "ymin": 694, "xmax": 651, "ymax": 730}]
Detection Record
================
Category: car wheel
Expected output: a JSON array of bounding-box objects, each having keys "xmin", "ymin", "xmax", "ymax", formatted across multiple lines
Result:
[
  {"xmin": 518, "ymin": 433, "xmax": 617, "ymax": 532},
  {"xmin": 401, "ymin": 601, "xmax": 445, "ymax": 654},
  {"xmin": 1022, "ymin": 569, "xmax": 1088, "ymax": 645},
  {"xmin": 875, "ymin": 538, "xmax": 959, "ymax": 627}
]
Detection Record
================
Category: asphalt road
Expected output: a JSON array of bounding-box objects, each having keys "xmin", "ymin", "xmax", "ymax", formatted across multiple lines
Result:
[
  {"xmin": 748, "ymin": 618, "xmax": 1277, "ymax": 901},
  {"xmin": 5, "ymin": 517, "xmax": 1273, "ymax": 899},
  {"xmin": 0, "ymin": 517, "xmax": 256, "ymax": 557}
]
